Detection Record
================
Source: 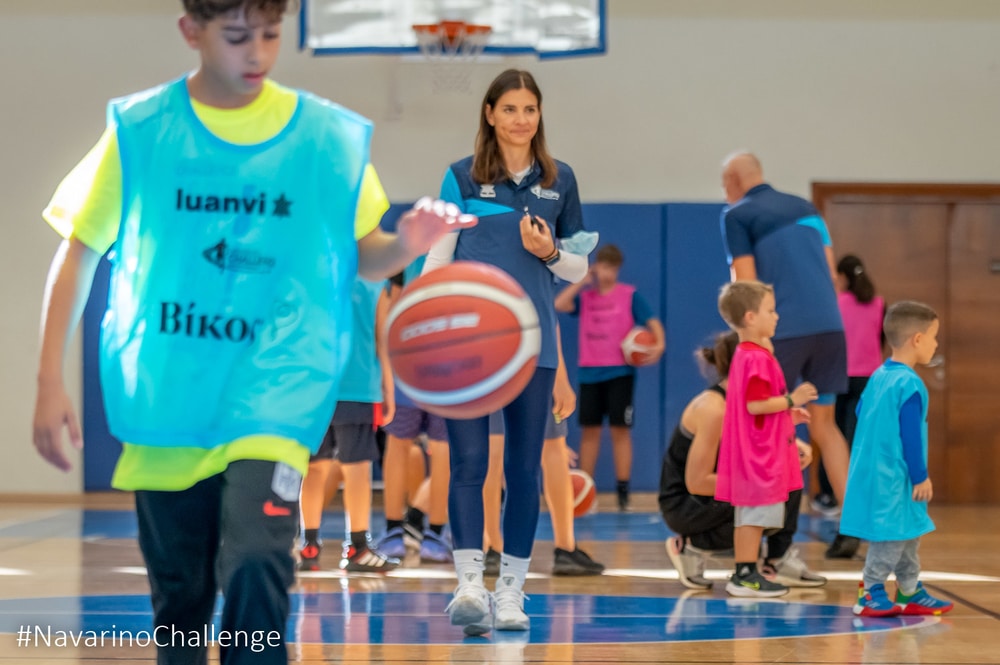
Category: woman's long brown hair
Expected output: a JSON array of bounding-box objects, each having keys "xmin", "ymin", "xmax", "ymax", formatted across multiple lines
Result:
[{"xmin": 471, "ymin": 69, "xmax": 557, "ymax": 188}]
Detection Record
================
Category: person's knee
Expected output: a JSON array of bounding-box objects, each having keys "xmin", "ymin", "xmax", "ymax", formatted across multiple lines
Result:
[
  {"xmin": 503, "ymin": 461, "xmax": 542, "ymax": 494},
  {"xmin": 807, "ymin": 403, "xmax": 836, "ymax": 424},
  {"xmin": 808, "ymin": 405, "xmax": 847, "ymax": 439},
  {"xmin": 541, "ymin": 439, "xmax": 567, "ymax": 467},
  {"xmin": 385, "ymin": 435, "xmax": 412, "ymax": 454},
  {"xmin": 609, "ymin": 426, "xmax": 632, "ymax": 441},
  {"xmin": 451, "ymin": 457, "xmax": 489, "ymax": 485}
]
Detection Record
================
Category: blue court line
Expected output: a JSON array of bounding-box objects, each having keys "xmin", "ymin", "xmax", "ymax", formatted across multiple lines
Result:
[
  {"xmin": 0, "ymin": 592, "xmax": 935, "ymax": 645},
  {"xmin": 0, "ymin": 510, "xmax": 836, "ymax": 544}
]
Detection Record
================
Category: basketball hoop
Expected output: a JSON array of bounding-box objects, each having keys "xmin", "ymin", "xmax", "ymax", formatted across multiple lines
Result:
[{"xmin": 412, "ymin": 21, "xmax": 492, "ymax": 94}]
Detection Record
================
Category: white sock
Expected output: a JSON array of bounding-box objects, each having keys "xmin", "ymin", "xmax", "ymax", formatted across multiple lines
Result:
[
  {"xmin": 497, "ymin": 553, "xmax": 530, "ymax": 591},
  {"xmin": 454, "ymin": 549, "xmax": 485, "ymax": 588}
]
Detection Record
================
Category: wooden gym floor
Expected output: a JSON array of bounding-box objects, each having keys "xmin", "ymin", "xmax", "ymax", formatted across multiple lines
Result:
[{"xmin": 0, "ymin": 492, "xmax": 997, "ymax": 664}]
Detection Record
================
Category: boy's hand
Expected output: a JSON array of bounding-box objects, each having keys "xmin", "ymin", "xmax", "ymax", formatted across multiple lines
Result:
[
  {"xmin": 552, "ymin": 377, "xmax": 577, "ymax": 423},
  {"xmin": 637, "ymin": 340, "xmax": 665, "ymax": 366},
  {"xmin": 790, "ymin": 381, "xmax": 818, "ymax": 406},
  {"xmin": 32, "ymin": 384, "xmax": 83, "ymax": 472},
  {"xmin": 381, "ymin": 384, "xmax": 396, "ymax": 426},
  {"xmin": 790, "ymin": 406, "xmax": 811, "ymax": 425},
  {"xmin": 912, "ymin": 478, "xmax": 933, "ymax": 502},
  {"xmin": 519, "ymin": 213, "xmax": 556, "ymax": 259},
  {"xmin": 796, "ymin": 438, "xmax": 813, "ymax": 470},
  {"xmin": 396, "ymin": 197, "xmax": 477, "ymax": 255}
]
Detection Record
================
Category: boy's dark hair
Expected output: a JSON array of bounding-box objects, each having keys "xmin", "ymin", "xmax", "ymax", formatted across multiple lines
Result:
[
  {"xmin": 837, "ymin": 254, "xmax": 876, "ymax": 303},
  {"xmin": 698, "ymin": 331, "xmax": 739, "ymax": 381},
  {"xmin": 883, "ymin": 300, "xmax": 938, "ymax": 349},
  {"xmin": 182, "ymin": 0, "xmax": 292, "ymax": 22},
  {"xmin": 718, "ymin": 280, "xmax": 773, "ymax": 330},
  {"xmin": 595, "ymin": 244, "xmax": 623, "ymax": 266}
]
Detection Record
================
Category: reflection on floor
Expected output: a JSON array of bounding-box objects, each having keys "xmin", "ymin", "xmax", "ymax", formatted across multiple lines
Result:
[{"xmin": 0, "ymin": 496, "xmax": 996, "ymax": 664}]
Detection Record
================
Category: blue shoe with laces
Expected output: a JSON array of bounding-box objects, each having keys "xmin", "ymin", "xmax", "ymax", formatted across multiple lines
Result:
[
  {"xmin": 420, "ymin": 529, "xmax": 454, "ymax": 563},
  {"xmin": 895, "ymin": 582, "xmax": 954, "ymax": 615},
  {"xmin": 853, "ymin": 582, "xmax": 900, "ymax": 617},
  {"xmin": 374, "ymin": 526, "xmax": 407, "ymax": 559}
]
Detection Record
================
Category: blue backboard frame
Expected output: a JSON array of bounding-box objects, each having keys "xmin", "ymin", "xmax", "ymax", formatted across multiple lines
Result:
[{"xmin": 299, "ymin": 0, "xmax": 606, "ymax": 60}]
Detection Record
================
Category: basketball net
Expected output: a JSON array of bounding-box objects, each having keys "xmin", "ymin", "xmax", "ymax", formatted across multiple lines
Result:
[{"xmin": 412, "ymin": 21, "xmax": 492, "ymax": 94}]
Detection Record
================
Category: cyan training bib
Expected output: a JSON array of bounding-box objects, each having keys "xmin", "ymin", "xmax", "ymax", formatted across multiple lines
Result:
[{"xmin": 100, "ymin": 78, "xmax": 371, "ymax": 452}]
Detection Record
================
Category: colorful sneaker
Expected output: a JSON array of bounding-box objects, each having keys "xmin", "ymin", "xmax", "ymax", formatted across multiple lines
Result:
[
  {"xmin": 484, "ymin": 548, "xmax": 502, "ymax": 577},
  {"xmin": 446, "ymin": 582, "xmax": 493, "ymax": 636},
  {"xmin": 341, "ymin": 540, "xmax": 400, "ymax": 573},
  {"xmin": 825, "ymin": 534, "xmax": 861, "ymax": 559},
  {"xmin": 895, "ymin": 582, "xmax": 954, "ymax": 615},
  {"xmin": 854, "ymin": 582, "xmax": 901, "ymax": 617},
  {"xmin": 298, "ymin": 542, "xmax": 321, "ymax": 572},
  {"xmin": 374, "ymin": 527, "xmax": 407, "ymax": 559},
  {"xmin": 762, "ymin": 547, "xmax": 827, "ymax": 587},
  {"xmin": 726, "ymin": 569, "xmax": 788, "ymax": 598},
  {"xmin": 420, "ymin": 529, "xmax": 454, "ymax": 563},
  {"xmin": 494, "ymin": 575, "xmax": 530, "ymax": 631},
  {"xmin": 553, "ymin": 547, "xmax": 605, "ymax": 576},
  {"xmin": 666, "ymin": 536, "xmax": 713, "ymax": 590}
]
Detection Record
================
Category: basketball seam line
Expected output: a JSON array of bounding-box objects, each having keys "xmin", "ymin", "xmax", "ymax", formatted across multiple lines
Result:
[{"xmin": 389, "ymin": 326, "xmax": 534, "ymax": 356}]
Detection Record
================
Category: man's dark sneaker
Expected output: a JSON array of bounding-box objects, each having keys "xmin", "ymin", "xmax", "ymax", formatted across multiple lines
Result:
[
  {"xmin": 810, "ymin": 493, "xmax": 840, "ymax": 517},
  {"xmin": 552, "ymin": 547, "xmax": 605, "ymax": 576},
  {"xmin": 825, "ymin": 534, "xmax": 861, "ymax": 559}
]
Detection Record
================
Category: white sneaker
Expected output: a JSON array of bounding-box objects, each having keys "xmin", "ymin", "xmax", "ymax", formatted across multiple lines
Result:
[
  {"xmin": 494, "ymin": 575, "xmax": 530, "ymax": 631},
  {"xmin": 665, "ymin": 536, "xmax": 713, "ymax": 590},
  {"xmin": 763, "ymin": 547, "xmax": 827, "ymax": 588},
  {"xmin": 446, "ymin": 583, "xmax": 493, "ymax": 636}
]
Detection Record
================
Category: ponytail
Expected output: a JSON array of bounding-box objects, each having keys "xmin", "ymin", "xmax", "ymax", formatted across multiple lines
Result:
[{"xmin": 837, "ymin": 254, "xmax": 876, "ymax": 304}]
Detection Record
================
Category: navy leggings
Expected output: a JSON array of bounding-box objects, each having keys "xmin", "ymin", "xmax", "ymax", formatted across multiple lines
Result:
[{"xmin": 446, "ymin": 367, "xmax": 555, "ymax": 558}]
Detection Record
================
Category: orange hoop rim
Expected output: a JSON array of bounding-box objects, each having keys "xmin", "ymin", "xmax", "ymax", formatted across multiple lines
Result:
[{"xmin": 413, "ymin": 20, "xmax": 492, "ymax": 47}]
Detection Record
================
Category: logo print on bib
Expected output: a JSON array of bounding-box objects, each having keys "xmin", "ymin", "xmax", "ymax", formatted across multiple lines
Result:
[{"xmin": 202, "ymin": 239, "xmax": 276, "ymax": 274}]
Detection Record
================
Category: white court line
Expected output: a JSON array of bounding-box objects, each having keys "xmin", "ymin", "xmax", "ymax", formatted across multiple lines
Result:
[
  {"xmin": 602, "ymin": 568, "xmax": 1000, "ymax": 583},
  {"xmin": 109, "ymin": 566, "xmax": 1000, "ymax": 584},
  {"xmin": 0, "ymin": 509, "xmax": 75, "ymax": 532},
  {"xmin": 0, "ymin": 568, "xmax": 29, "ymax": 576}
]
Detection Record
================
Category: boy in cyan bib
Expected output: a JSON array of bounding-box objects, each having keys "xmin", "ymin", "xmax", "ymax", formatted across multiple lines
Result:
[{"xmin": 31, "ymin": 2, "xmax": 474, "ymax": 663}]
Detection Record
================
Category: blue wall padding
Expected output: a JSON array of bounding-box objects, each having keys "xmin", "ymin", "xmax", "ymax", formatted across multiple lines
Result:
[
  {"xmin": 81, "ymin": 202, "xmax": 729, "ymax": 491},
  {"xmin": 81, "ymin": 256, "xmax": 120, "ymax": 491}
]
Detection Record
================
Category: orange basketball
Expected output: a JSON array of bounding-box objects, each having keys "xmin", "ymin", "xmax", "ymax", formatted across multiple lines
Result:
[
  {"xmin": 386, "ymin": 261, "xmax": 540, "ymax": 419},
  {"xmin": 621, "ymin": 326, "xmax": 656, "ymax": 366},
  {"xmin": 570, "ymin": 469, "xmax": 597, "ymax": 517}
]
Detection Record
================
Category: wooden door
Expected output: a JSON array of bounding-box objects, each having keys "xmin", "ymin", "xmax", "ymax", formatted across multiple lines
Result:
[
  {"xmin": 948, "ymin": 203, "xmax": 1000, "ymax": 502},
  {"xmin": 813, "ymin": 184, "xmax": 1000, "ymax": 503}
]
